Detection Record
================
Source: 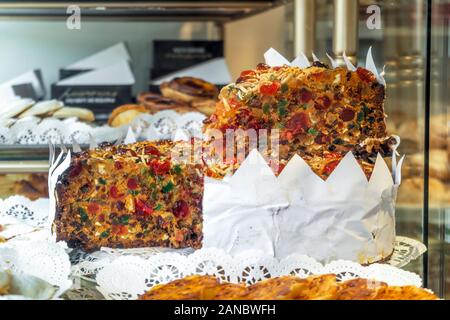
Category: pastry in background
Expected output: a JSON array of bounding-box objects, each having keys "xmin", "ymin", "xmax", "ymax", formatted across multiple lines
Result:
[
  {"xmin": 191, "ymin": 99, "xmax": 216, "ymax": 116},
  {"xmin": 397, "ymin": 177, "xmax": 449, "ymax": 205},
  {"xmin": 0, "ymin": 98, "xmax": 34, "ymax": 122},
  {"xmin": 160, "ymin": 77, "xmax": 218, "ymax": 103},
  {"xmin": 395, "ymin": 114, "xmax": 449, "ymax": 151},
  {"xmin": 402, "ymin": 149, "xmax": 450, "ymax": 182},
  {"xmin": 137, "ymin": 92, "xmax": 189, "ymax": 113},
  {"xmin": 0, "ymin": 98, "xmax": 96, "ymax": 126},
  {"xmin": 12, "ymin": 173, "xmax": 49, "ymax": 200},
  {"xmin": 52, "ymin": 107, "xmax": 95, "ymax": 122},
  {"xmin": 108, "ymin": 104, "xmax": 148, "ymax": 127},
  {"xmin": 18, "ymin": 99, "xmax": 63, "ymax": 118}
]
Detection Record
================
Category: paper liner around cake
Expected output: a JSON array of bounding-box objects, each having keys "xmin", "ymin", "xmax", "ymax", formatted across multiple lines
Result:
[{"xmin": 203, "ymin": 149, "xmax": 403, "ymax": 265}]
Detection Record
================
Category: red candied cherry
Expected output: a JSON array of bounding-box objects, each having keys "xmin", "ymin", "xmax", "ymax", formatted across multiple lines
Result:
[
  {"xmin": 87, "ymin": 203, "xmax": 100, "ymax": 215},
  {"xmin": 174, "ymin": 230, "xmax": 185, "ymax": 242},
  {"xmin": 314, "ymin": 133, "xmax": 330, "ymax": 145},
  {"xmin": 340, "ymin": 108, "xmax": 356, "ymax": 122},
  {"xmin": 114, "ymin": 161, "xmax": 123, "ymax": 170},
  {"xmin": 113, "ymin": 225, "xmax": 128, "ymax": 235},
  {"xmin": 239, "ymin": 70, "xmax": 255, "ymax": 78},
  {"xmin": 144, "ymin": 146, "xmax": 160, "ymax": 156},
  {"xmin": 277, "ymin": 163, "xmax": 286, "ymax": 175},
  {"xmin": 135, "ymin": 199, "xmax": 153, "ymax": 216},
  {"xmin": 109, "ymin": 186, "xmax": 123, "ymax": 199},
  {"xmin": 69, "ymin": 161, "xmax": 82, "ymax": 178},
  {"xmin": 256, "ymin": 63, "xmax": 269, "ymax": 71},
  {"xmin": 259, "ymin": 82, "xmax": 280, "ymax": 96},
  {"xmin": 172, "ymin": 200, "xmax": 190, "ymax": 218},
  {"xmin": 324, "ymin": 152, "xmax": 342, "ymax": 160},
  {"xmin": 323, "ymin": 160, "xmax": 340, "ymax": 176},
  {"xmin": 314, "ymin": 96, "xmax": 332, "ymax": 110},
  {"xmin": 127, "ymin": 178, "xmax": 138, "ymax": 190},
  {"xmin": 299, "ymin": 89, "xmax": 313, "ymax": 103},
  {"xmin": 148, "ymin": 159, "xmax": 171, "ymax": 175},
  {"xmin": 286, "ymin": 112, "xmax": 311, "ymax": 134},
  {"xmin": 356, "ymin": 67, "xmax": 375, "ymax": 83}
]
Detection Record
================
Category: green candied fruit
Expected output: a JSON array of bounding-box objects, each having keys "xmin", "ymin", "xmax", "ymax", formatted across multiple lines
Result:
[
  {"xmin": 100, "ymin": 230, "xmax": 110, "ymax": 238},
  {"xmin": 79, "ymin": 208, "xmax": 89, "ymax": 222},
  {"xmin": 162, "ymin": 181, "xmax": 174, "ymax": 193},
  {"xmin": 172, "ymin": 165, "xmax": 182, "ymax": 175},
  {"xmin": 119, "ymin": 215, "xmax": 130, "ymax": 225},
  {"xmin": 307, "ymin": 128, "xmax": 318, "ymax": 135}
]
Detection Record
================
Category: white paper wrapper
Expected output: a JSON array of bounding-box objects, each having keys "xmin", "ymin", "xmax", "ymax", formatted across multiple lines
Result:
[
  {"xmin": 203, "ymin": 151, "xmax": 289, "ymax": 256},
  {"xmin": 264, "ymin": 47, "xmax": 386, "ymax": 85},
  {"xmin": 203, "ymin": 150, "xmax": 403, "ymax": 265}
]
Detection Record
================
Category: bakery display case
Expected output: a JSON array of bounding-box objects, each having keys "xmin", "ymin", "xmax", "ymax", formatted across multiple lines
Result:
[{"xmin": 0, "ymin": 0, "xmax": 449, "ymax": 301}]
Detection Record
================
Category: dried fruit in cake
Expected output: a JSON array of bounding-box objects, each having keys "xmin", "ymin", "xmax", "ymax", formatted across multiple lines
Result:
[
  {"xmin": 54, "ymin": 140, "xmax": 203, "ymax": 252},
  {"xmin": 160, "ymin": 77, "xmax": 219, "ymax": 103},
  {"xmin": 203, "ymin": 62, "xmax": 396, "ymax": 180}
]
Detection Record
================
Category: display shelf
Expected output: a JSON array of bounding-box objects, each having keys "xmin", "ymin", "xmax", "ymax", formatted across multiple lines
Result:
[{"xmin": 0, "ymin": 1, "xmax": 288, "ymax": 21}]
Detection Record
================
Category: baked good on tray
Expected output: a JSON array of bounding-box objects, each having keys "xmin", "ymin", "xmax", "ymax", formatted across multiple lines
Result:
[
  {"xmin": 54, "ymin": 140, "xmax": 203, "ymax": 252},
  {"xmin": 108, "ymin": 104, "xmax": 148, "ymax": 127},
  {"xmin": 203, "ymin": 62, "xmax": 397, "ymax": 179},
  {"xmin": 160, "ymin": 77, "xmax": 218, "ymax": 103},
  {"xmin": 139, "ymin": 274, "xmax": 438, "ymax": 300},
  {"xmin": 52, "ymin": 107, "xmax": 95, "ymax": 122},
  {"xmin": 136, "ymin": 93, "xmax": 190, "ymax": 113}
]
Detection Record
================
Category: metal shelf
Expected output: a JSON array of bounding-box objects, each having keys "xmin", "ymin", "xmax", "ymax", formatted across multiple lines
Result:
[{"xmin": 0, "ymin": 1, "xmax": 289, "ymax": 21}]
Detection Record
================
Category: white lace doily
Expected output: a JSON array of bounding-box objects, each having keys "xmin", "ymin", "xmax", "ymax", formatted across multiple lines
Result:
[
  {"xmin": 95, "ymin": 248, "xmax": 423, "ymax": 300},
  {"xmin": 0, "ymin": 110, "xmax": 205, "ymax": 144},
  {"xmin": 69, "ymin": 235, "xmax": 426, "ymax": 279},
  {"xmin": 0, "ymin": 196, "xmax": 49, "ymax": 228},
  {"xmin": 0, "ymin": 196, "xmax": 50, "ymax": 242},
  {"xmin": 0, "ymin": 195, "xmax": 427, "ymax": 277},
  {"xmin": 0, "ymin": 241, "xmax": 72, "ymax": 297}
]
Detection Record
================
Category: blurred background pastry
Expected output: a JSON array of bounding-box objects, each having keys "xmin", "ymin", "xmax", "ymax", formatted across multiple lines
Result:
[
  {"xmin": 108, "ymin": 76, "xmax": 218, "ymax": 127},
  {"xmin": 108, "ymin": 104, "xmax": 148, "ymax": 127},
  {"xmin": 159, "ymin": 77, "xmax": 218, "ymax": 102},
  {"xmin": 137, "ymin": 92, "xmax": 190, "ymax": 113}
]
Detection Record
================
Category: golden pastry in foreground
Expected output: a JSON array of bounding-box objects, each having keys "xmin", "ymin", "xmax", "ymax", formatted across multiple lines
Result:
[{"xmin": 139, "ymin": 274, "xmax": 438, "ymax": 300}]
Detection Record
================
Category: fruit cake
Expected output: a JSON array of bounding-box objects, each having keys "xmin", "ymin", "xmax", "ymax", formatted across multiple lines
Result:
[
  {"xmin": 139, "ymin": 274, "xmax": 438, "ymax": 300},
  {"xmin": 203, "ymin": 62, "xmax": 397, "ymax": 179},
  {"xmin": 54, "ymin": 140, "xmax": 203, "ymax": 252}
]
